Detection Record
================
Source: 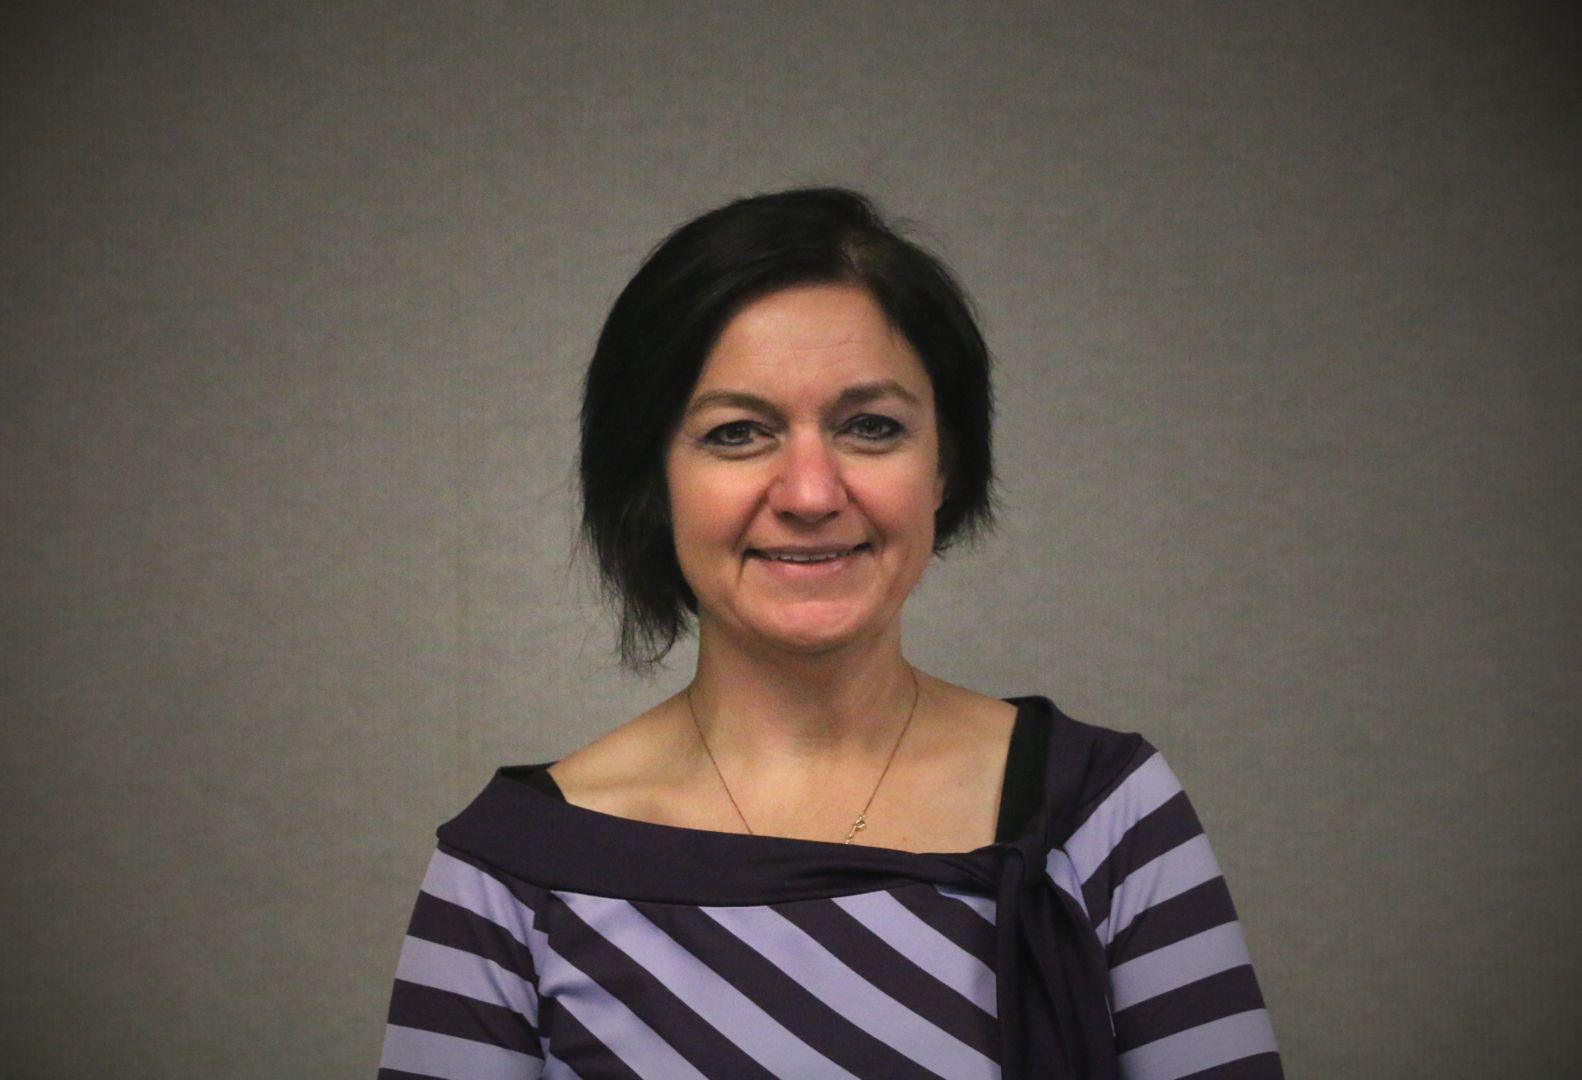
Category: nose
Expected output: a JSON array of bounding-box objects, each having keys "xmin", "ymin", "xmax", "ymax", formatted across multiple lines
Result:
[{"xmin": 767, "ymin": 434, "xmax": 848, "ymax": 522}]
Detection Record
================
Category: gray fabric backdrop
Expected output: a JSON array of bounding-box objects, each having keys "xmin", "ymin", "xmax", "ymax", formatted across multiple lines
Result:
[{"xmin": 3, "ymin": 2, "xmax": 1578, "ymax": 1077}]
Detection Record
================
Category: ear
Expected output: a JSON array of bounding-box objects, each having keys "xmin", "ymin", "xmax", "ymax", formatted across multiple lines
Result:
[{"xmin": 932, "ymin": 471, "xmax": 947, "ymax": 511}]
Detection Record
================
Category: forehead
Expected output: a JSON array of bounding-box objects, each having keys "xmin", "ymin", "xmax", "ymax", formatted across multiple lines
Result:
[{"xmin": 693, "ymin": 283, "xmax": 930, "ymax": 398}]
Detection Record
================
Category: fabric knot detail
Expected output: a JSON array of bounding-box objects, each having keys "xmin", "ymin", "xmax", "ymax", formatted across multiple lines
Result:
[{"xmin": 990, "ymin": 839, "xmax": 1120, "ymax": 1080}]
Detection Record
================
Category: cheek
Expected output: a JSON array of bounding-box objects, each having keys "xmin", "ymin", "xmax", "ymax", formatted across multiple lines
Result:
[
  {"xmin": 666, "ymin": 481, "xmax": 708, "ymax": 552},
  {"xmin": 862, "ymin": 468, "xmax": 944, "ymax": 542},
  {"xmin": 663, "ymin": 456, "xmax": 702, "ymax": 560},
  {"xmin": 665, "ymin": 459, "xmax": 749, "ymax": 557}
]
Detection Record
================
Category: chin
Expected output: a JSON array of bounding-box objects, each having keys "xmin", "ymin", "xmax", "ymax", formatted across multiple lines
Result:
[
  {"xmin": 761, "ymin": 629, "xmax": 861, "ymax": 656},
  {"xmin": 740, "ymin": 604, "xmax": 887, "ymax": 656}
]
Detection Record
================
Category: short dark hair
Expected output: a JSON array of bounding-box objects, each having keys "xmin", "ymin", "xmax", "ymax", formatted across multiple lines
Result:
[{"xmin": 579, "ymin": 187, "xmax": 995, "ymax": 668}]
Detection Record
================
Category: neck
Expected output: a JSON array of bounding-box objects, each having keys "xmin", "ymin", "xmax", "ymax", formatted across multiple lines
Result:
[{"xmin": 687, "ymin": 619, "xmax": 920, "ymax": 763}]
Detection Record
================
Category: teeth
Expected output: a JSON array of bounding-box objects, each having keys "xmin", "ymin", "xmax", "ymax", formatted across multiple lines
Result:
[{"xmin": 766, "ymin": 551, "xmax": 847, "ymax": 563}]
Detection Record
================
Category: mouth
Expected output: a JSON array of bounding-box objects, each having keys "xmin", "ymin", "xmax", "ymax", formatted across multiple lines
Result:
[{"xmin": 747, "ymin": 543, "xmax": 870, "ymax": 565}]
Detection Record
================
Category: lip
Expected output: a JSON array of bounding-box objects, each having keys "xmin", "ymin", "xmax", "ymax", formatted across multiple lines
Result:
[{"xmin": 746, "ymin": 542, "xmax": 870, "ymax": 578}]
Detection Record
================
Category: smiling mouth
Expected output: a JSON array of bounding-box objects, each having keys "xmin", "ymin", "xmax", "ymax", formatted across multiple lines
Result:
[{"xmin": 748, "ymin": 544, "xmax": 870, "ymax": 564}]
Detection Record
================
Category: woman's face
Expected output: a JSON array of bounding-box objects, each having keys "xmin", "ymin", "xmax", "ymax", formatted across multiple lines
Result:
[{"xmin": 666, "ymin": 283, "xmax": 945, "ymax": 657}]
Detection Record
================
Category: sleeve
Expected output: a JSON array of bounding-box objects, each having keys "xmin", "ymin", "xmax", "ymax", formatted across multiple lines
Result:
[
  {"xmin": 1060, "ymin": 743, "xmax": 1284, "ymax": 1080},
  {"xmin": 377, "ymin": 846, "xmax": 546, "ymax": 1080}
]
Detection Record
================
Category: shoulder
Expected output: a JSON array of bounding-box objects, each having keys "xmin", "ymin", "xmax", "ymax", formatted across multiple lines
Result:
[
  {"xmin": 426, "ymin": 710, "xmax": 686, "ymax": 882},
  {"xmin": 911, "ymin": 674, "xmax": 1019, "ymax": 766},
  {"xmin": 1033, "ymin": 711, "xmax": 1227, "ymax": 940},
  {"xmin": 544, "ymin": 698, "xmax": 698, "ymax": 823},
  {"xmin": 1012, "ymin": 695, "xmax": 1155, "ymax": 833}
]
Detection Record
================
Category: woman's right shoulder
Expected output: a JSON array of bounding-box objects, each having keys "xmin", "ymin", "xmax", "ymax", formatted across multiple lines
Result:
[{"xmin": 545, "ymin": 699, "xmax": 689, "ymax": 819}]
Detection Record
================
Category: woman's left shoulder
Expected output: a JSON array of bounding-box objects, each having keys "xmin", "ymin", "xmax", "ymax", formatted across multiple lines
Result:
[
  {"xmin": 920, "ymin": 675, "xmax": 1019, "ymax": 734},
  {"xmin": 911, "ymin": 675, "xmax": 1019, "ymax": 774},
  {"xmin": 994, "ymin": 694, "xmax": 1168, "ymax": 831}
]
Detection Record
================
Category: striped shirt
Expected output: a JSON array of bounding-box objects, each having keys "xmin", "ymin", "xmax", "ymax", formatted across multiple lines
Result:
[{"xmin": 379, "ymin": 698, "xmax": 1281, "ymax": 1079}]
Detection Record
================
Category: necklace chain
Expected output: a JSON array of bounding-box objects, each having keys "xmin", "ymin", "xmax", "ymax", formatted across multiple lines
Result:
[{"xmin": 685, "ymin": 667, "xmax": 922, "ymax": 845}]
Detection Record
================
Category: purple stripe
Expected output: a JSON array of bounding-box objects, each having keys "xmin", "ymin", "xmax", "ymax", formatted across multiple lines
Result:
[
  {"xmin": 385, "ymin": 980, "xmax": 539, "ymax": 1056},
  {"xmin": 633, "ymin": 900, "xmax": 950, "ymax": 1080},
  {"xmin": 1097, "ymin": 834, "xmax": 1224, "ymax": 945},
  {"xmin": 1109, "ymin": 922, "xmax": 1252, "ymax": 1012},
  {"xmin": 1108, "ymin": 878, "xmax": 1239, "ymax": 966},
  {"xmin": 1116, "ymin": 1009, "xmax": 1279, "ymax": 1080},
  {"xmin": 1081, "ymin": 791, "xmax": 1204, "ymax": 928},
  {"xmin": 558, "ymin": 891, "xmax": 857, "ymax": 1078},
  {"xmin": 537, "ymin": 1045, "xmax": 585, "ymax": 1080},
  {"xmin": 1114, "ymin": 966, "xmax": 1268, "ymax": 1054},
  {"xmin": 1169, "ymin": 1051, "xmax": 1283, "ymax": 1079},
  {"xmin": 395, "ymin": 936, "xmax": 540, "ymax": 1025},
  {"xmin": 776, "ymin": 896, "xmax": 1000, "ymax": 1056},
  {"xmin": 1044, "ymin": 847, "xmax": 1088, "ymax": 919},
  {"xmin": 831, "ymin": 890, "xmax": 998, "ymax": 1014},
  {"xmin": 407, "ymin": 890, "xmax": 538, "ymax": 982},
  {"xmin": 1065, "ymin": 752, "xmax": 1181, "ymax": 882},
  {"xmin": 705, "ymin": 902, "xmax": 1000, "ymax": 1077},
  {"xmin": 889, "ymin": 883, "xmax": 998, "ymax": 967},
  {"xmin": 533, "ymin": 998, "xmax": 644, "ymax": 1080},
  {"xmin": 934, "ymin": 885, "xmax": 996, "ymax": 924},
  {"xmin": 422, "ymin": 850, "xmax": 540, "ymax": 952},
  {"xmin": 537, "ymin": 937, "xmax": 709, "ymax": 1080},
  {"xmin": 536, "ymin": 892, "xmax": 778, "ymax": 1079}
]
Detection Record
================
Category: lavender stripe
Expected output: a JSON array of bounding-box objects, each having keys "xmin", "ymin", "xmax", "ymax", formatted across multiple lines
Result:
[
  {"xmin": 831, "ymin": 891, "xmax": 997, "ymax": 1015},
  {"xmin": 395, "ymin": 936, "xmax": 540, "ymax": 1024},
  {"xmin": 1108, "ymin": 922, "xmax": 1253, "ymax": 1011},
  {"xmin": 1043, "ymin": 848, "xmax": 1088, "ymax": 918},
  {"xmin": 1116, "ymin": 1008, "xmax": 1279, "ymax": 1080},
  {"xmin": 423, "ymin": 851, "xmax": 538, "ymax": 950},
  {"xmin": 416, "ymin": 864, "xmax": 683, "ymax": 1079},
  {"xmin": 1065, "ymin": 753, "xmax": 1181, "ymax": 882},
  {"xmin": 380, "ymin": 1023, "xmax": 542, "ymax": 1080},
  {"xmin": 704, "ymin": 904, "xmax": 999, "ymax": 1080},
  {"xmin": 633, "ymin": 901, "xmax": 950, "ymax": 1080},
  {"xmin": 540, "ymin": 940, "xmax": 709, "ymax": 1080},
  {"xmin": 935, "ymin": 886, "xmax": 996, "ymax": 924},
  {"xmin": 889, "ymin": 886, "xmax": 997, "ymax": 969},
  {"xmin": 560, "ymin": 892, "xmax": 858, "ymax": 1079},
  {"xmin": 1097, "ymin": 834, "xmax": 1223, "ymax": 945},
  {"xmin": 538, "ymin": 1047, "xmax": 582, "ymax": 1080},
  {"xmin": 534, "ymin": 1000, "xmax": 645, "ymax": 1080}
]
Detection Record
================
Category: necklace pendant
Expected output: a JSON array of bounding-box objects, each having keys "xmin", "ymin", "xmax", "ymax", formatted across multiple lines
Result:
[{"xmin": 844, "ymin": 814, "xmax": 868, "ymax": 845}]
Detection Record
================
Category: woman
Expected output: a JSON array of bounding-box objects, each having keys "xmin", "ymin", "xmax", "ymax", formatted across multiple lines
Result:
[{"xmin": 378, "ymin": 189, "xmax": 1282, "ymax": 1079}]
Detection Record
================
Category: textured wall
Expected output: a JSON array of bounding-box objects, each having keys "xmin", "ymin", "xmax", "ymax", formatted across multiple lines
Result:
[{"xmin": 2, "ymin": 2, "xmax": 1577, "ymax": 1077}]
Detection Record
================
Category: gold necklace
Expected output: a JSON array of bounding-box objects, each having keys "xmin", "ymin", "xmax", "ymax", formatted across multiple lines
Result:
[{"xmin": 685, "ymin": 667, "xmax": 922, "ymax": 845}]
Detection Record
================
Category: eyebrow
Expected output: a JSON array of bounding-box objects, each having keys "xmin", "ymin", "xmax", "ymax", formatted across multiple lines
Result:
[{"xmin": 683, "ymin": 380, "xmax": 922, "ymax": 421}]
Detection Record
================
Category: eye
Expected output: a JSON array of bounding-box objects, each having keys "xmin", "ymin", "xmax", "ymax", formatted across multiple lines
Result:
[
  {"xmin": 701, "ymin": 420, "xmax": 764, "ymax": 448},
  {"xmin": 842, "ymin": 414, "xmax": 904, "ymax": 442}
]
